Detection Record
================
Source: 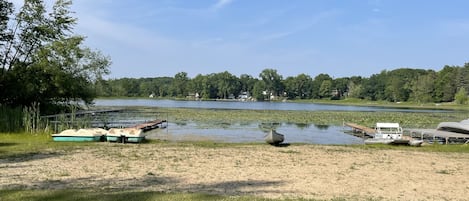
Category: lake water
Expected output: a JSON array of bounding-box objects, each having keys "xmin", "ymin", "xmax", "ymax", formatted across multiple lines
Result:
[
  {"xmin": 93, "ymin": 99, "xmax": 447, "ymax": 144},
  {"xmin": 145, "ymin": 122, "xmax": 363, "ymax": 145},
  {"xmin": 94, "ymin": 99, "xmax": 447, "ymax": 113}
]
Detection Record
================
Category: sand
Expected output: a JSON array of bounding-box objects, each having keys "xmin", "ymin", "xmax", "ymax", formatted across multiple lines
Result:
[{"xmin": 0, "ymin": 143, "xmax": 468, "ymax": 200}]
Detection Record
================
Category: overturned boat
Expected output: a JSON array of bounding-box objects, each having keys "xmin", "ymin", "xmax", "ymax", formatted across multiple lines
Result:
[
  {"xmin": 264, "ymin": 129, "xmax": 285, "ymax": 145},
  {"xmin": 52, "ymin": 128, "xmax": 107, "ymax": 142},
  {"xmin": 436, "ymin": 119, "xmax": 469, "ymax": 134}
]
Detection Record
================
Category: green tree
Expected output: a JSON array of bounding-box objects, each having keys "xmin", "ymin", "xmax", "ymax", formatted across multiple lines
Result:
[
  {"xmin": 171, "ymin": 72, "xmax": 189, "ymax": 97},
  {"xmin": 332, "ymin": 77, "xmax": 349, "ymax": 99},
  {"xmin": 259, "ymin": 68, "xmax": 283, "ymax": 98},
  {"xmin": 361, "ymin": 71, "xmax": 387, "ymax": 101},
  {"xmin": 284, "ymin": 74, "xmax": 312, "ymax": 99},
  {"xmin": 213, "ymin": 71, "xmax": 240, "ymax": 99},
  {"xmin": 239, "ymin": 74, "xmax": 257, "ymax": 94},
  {"xmin": 312, "ymin": 74, "xmax": 332, "ymax": 99},
  {"xmin": 252, "ymin": 80, "xmax": 266, "ymax": 101},
  {"xmin": 319, "ymin": 80, "xmax": 332, "ymax": 98},
  {"xmin": 410, "ymin": 72, "xmax": 436, "ymax": 103},
  {"xmin": 435, "ymin": 66, "xmax": 458, "ymax": 102},
  {"xmin": 454, "ymin": 87, "xmax": 468, "ymax": 105},
  {"xmin": 0, "ymin": 0, "xmax": 110, "ymax": 111}
]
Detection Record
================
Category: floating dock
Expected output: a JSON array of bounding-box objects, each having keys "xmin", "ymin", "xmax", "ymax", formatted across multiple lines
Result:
[
  {"xmin": 131, "ymin": 119, "xmax": 167, "ymax": 132},
  {"xmin": 343, "ymin": 122, "xmax": 376, "ymax": 137},
  {"xmin": 407, "ymin": 129, "xmax": 469, "ymax": 144}
]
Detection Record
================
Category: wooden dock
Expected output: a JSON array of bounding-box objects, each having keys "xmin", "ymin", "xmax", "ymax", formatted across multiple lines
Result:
[
  {"xmin": 407, "ymin": 129, "xmax": 469, "ymax": 144},
  {"xmin": 343, "ymin": 122, "xmax": 376, "ymax": 137},
  {"xmin": 131, "ymin": 119, "xmax": 167, "ymax": 132},
  {"xmin": 41, "ymin": 109, "xmax": 123, "ymax": 118}
]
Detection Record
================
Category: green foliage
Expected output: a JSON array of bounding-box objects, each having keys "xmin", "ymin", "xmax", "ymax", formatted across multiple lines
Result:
[
  {"xmin": 0, "ymin": 105, "xmax": 22, "ymax": 132},
  {"xmin": 284, "ymin": 74, "xmax": 313, "ymax": 99},
  {"xmin": 94, "ymin": 63, "xmax": 469, "ymax": 104},
  {"xmin": 259, "ymin": 68, "xmax": 283, "ymax": 98},
  {"xmin": 319, "ymin": 80, "xmax": 332, "ymax": 98},
  {"xmin": 171, "ymin": 72, "xmax": 189, "ymax": 97},
  {"xmin": 0, "ymin": 0, "xmax": 110, "ymax": 113},
  {"xmin": 454, "ymin": 87, "xmax": 468, "ymax": 105}
]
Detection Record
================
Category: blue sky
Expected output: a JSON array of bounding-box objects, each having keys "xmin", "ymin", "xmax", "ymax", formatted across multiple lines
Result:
[{"xmin": 18, "ymin": 0, "xmax": 469, "ymax": 78}]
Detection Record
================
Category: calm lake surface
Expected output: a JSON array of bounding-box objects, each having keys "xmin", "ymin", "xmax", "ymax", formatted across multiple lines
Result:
[{"xmin": 93, "ymin": 99, "xmax": 447, "ymax": 144}]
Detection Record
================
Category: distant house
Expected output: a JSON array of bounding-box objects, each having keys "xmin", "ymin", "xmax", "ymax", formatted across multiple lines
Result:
[
  {"xmin": 187, "ymin": 92, "xmax": 200, "ymax": 100},
  {"xmin": 238, "ymin": 92, "xmax": 251, "ymax": 101},
  {"xmin": 238, "ymin": 92, "xmax": 250, "ymax": 99}
]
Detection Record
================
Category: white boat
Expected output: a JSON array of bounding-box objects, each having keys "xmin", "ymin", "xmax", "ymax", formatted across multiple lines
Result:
[
  {"xmin": 107, "ymin": 128, "xmax": 145, "ymax": 143},
  {"xmin": 437, "ymin": 119, "xmax": 469, "ymax": 134},
  {"xmin": 365, "ymin": 123, "xmax": 422, "ymax": 146},
  {"xmin": 264, "ymin": 129, "xmax": 284, "ymax": 145}
]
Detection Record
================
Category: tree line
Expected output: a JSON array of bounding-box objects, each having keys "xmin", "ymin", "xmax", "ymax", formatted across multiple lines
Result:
[{"xmin": 95, "ymin": 63, "xmax": 469, "ymax": 104}]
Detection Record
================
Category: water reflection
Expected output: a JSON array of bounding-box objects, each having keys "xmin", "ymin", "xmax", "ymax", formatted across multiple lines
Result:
[
  {"xmin": 146, "ymin": 122, "xmax": 363, "ymax": 145},
  {"xmin": 314, "ymin": 124, "xmax": 329, "ymax": 130},
  {"xmin": 295, "ymin": 123, "xmax": 311, "ymax": 129}
]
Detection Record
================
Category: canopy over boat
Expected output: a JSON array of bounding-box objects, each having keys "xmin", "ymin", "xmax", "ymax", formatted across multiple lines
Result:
[{"xmin": 437, "ymin": 120, "xmax": 469, "ymax": 134}]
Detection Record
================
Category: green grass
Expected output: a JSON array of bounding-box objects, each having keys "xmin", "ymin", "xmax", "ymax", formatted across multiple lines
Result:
[
  {"xmin": 0, "ymin": 132, "xmax": 100, "ymax": 160},
  {"xmin": 0, "ymin": 189, "xmax": 310, "ymax": 201}
]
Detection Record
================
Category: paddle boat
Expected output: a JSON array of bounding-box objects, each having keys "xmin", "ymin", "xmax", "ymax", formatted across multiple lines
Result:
[
  {"xmin": 52, "ymin": 128, "xmax": 107, "ymax": 142},
  {"xmin": 106, "ymin": 128, "xmax": 145, "ymax": 143}
]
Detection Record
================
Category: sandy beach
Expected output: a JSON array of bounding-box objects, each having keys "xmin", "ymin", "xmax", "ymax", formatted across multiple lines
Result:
[{"xmin": 1, "ymin": 143, "xmax": 468, "ymax": 200}]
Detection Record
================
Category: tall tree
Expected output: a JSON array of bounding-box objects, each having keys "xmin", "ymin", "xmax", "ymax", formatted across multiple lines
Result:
[
  {"xmin": 284, "ymin": 74, "xmax": 312, "ymax": 99},
  {"xmin": 171, "ymin": 72, "xmax": 189, "ymax": 97},
  {"xmin": 435, "ymin": 66, "xmax": 458, "ymax": 102},
  {"xmin": 239, "ymin": 74, "xmax": 256, "ymax": 94},
  {"xmin": 319, "ymin": 80, "xmax": 332, "ymax": 98},
  {"xmin": 454, "ymin": 87, "xmax": 468, "ymax": 105},
  {"xmin": 312, "ymin": 74, "xmax": 332, "ymax": 99},
  {"xmin": 213, "ymin": 71, "xmax": 240, "ymax": 99},
  {"xmin": 410, "ymin": 72, "xmax": 436, "ymax": 103},
  {"xmin": 0, "ymin": 0, "xmax": 110, "ymax": 109},
  {"xmin": 259, "ymin": 68, "xmax": 283, "ymax": 98}
]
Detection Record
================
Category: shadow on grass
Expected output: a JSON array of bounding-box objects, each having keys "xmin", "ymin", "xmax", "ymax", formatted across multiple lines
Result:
[
  {"xmin": 0, "ymin": 151, "xmax": 62, "ymax": 163},
  {"xmin": 0, "ymin": 189, "xmax": 252, "ymax": 201},
  {"xmin": 3, "ymin": 174, "xmax": 287, "ymax": 200},
  {"xmin": 0, "ymin": 142, "xmax": 18, "ymax": 147}
]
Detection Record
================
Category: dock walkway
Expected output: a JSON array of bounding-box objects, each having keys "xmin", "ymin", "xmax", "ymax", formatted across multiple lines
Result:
[
  {"xmin": 343, "ymin": 122, "xmax": 375, "ymax": 137},
  {"xmin": 131, "ymin": 119, "xmax": 167, "ymax": 132},
  {"xmin": 407, "ymin": 129, "xmax": 469, "ymax": 144}
]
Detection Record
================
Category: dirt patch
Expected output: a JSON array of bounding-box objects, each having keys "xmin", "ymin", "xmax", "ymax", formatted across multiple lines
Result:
[{"xmin": 0, "ymin": 144, "xmax": 468, "ymax": 200}]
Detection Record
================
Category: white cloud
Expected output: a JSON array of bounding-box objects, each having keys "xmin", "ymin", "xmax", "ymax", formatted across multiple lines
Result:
[{"xmin": 212, "ymin": 0, "xmax": 234, "ymax": 10}]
